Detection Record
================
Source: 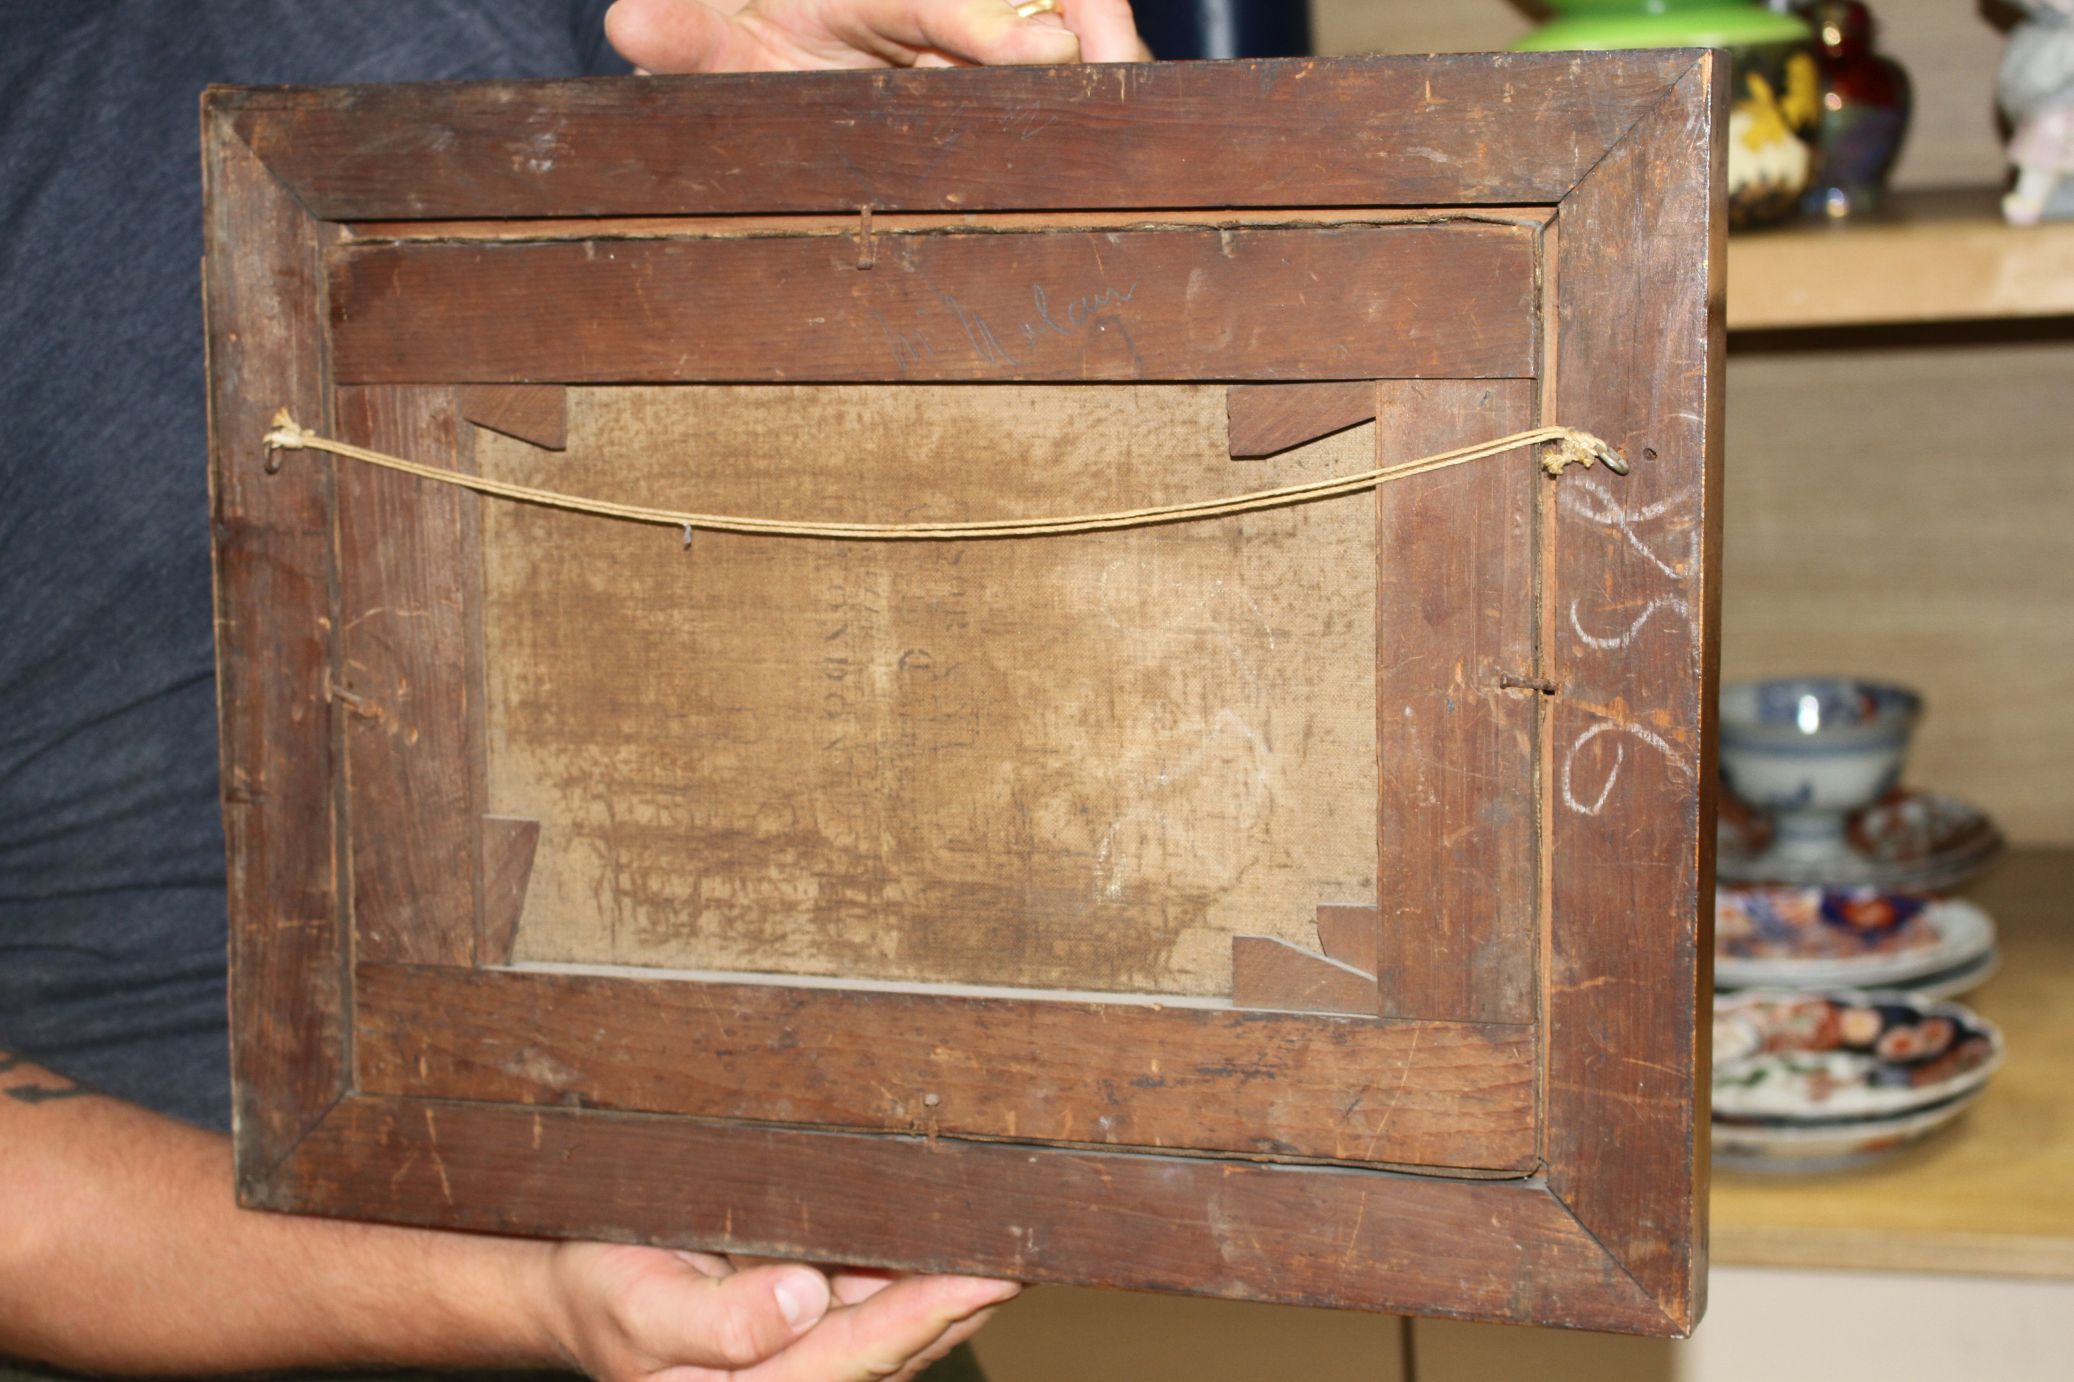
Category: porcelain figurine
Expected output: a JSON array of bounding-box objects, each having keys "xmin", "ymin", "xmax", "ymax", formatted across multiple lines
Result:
[{"xmin": 2001, "ymin": 0, "xmax": 2074, "ymax": 224}]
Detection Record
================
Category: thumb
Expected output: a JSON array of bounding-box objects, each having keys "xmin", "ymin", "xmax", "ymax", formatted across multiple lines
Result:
[
  {"xmin": 644, "ymin": 1262, "xmax": 833, "ymax": 1370},
  {"xmin": 747, "ymin": 1274, "xmax": 1020, "ymax": 1382},
  {"xmin": 605, "ymin": 0, "xmax": 756, "ymax": 73},
  {"xmin": 1062, "ymin": 0, "xmax": 1150, "ymax": 63}
]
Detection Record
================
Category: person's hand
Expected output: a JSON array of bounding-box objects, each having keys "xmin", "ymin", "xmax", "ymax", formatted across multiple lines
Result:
[
  {"xmin": 0, "ymin": 1049, "xmax": 1017, "ymax": 1379},
  {"xmin": 562, "ymin": 7, "xmax": 1092, "ymax": 1370},
  {"xmin": 605, "ymin": 0, "xmax": 1151, "ymax": 72},
  {"xmin": 540, "ymin": 1241, "xmax": 1020, "ymax": 1381}
]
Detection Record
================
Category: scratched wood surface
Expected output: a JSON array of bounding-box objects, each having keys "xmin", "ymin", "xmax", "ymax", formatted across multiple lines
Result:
[
  {"xmin": 352, "ymin": 963, "xmax": 1538, "ymax": 1170},
  {"xmin": 325, "ymin": 222, "xmax": 1538, "ymax": 385},
  {"xmin": 265, "ymin": 1094, "xmax": 1672, "ymax": 1332},
  {"xmin": 1374, "ymin": 379, "xmax": 1541, "ymax": 1026},
  {"xmin": 208, "ymin": 54, "xmax": 1718, "ymax": 1334},
  {"xmin": 481, "ymin": 384, "xmax": 1378, "ymax": 996},
  {"xmin": 1542, "ymin": 56, "xmax": 1723, "ymax": 1332},
  {"xmin": 334, "ymin": 385, "xmax": 479, "ymax": 966},
  {"xmin": 339, "ymin": 206, "xmax": 1546, "ymax": 245},
  {"xmin": 221, "ymin": 52, "xmax": 1698, "ymax": 218},
  {"xmin": 202, "ymin": 112, "xmax": 345, "ymax": 1182}
]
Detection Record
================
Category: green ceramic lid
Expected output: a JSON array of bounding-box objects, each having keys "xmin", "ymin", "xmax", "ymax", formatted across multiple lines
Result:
[{"xmin": 1512, "ymin": 1, "xmax": 1810, "ymax": 52}]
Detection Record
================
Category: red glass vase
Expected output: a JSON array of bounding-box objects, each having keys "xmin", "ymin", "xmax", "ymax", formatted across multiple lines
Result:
[{"xmin": 1800, "ymin": 0, "xmax": 1913, "ymax": 218}]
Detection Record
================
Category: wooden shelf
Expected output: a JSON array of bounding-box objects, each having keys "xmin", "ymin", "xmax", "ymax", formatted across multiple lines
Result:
[
  {"xmin": 1727, "ymin": 188, "xmax": 2074, "ymax": 330},
  {"xmin": 1712, "ymin": 849, "xmax": 2074, "ymax": 1278}
]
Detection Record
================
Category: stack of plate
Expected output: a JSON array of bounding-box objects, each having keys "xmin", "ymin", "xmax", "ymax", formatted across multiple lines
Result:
[
  {"xmin": 1717, "ymin": 787, "xmax": 2006, "ymax": 894},
  {"xmin": 1716, "ymin": 885, "xmax": 1999, "ymax": 999},
  {"xmin": 1713, "ymin": 989, "xmax": 2004, "ymax": 1172}
]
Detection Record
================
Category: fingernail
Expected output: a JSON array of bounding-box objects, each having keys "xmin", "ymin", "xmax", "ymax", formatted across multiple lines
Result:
[{"xmin": 773, "ymin": 1272, "xmax": 816, "ymax": 1326}]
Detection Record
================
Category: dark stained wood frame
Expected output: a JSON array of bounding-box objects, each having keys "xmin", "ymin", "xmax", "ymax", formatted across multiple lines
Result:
[{"xmin": 204, "ymin": 52, "xmax": 1722, "ymax": 1336}]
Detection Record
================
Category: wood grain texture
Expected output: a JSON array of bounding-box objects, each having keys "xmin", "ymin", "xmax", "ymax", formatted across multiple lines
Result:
[
  {"xmin": 1314, "ymin": 904, "xmax": 1379, "ymax": 976},
  {"xmin": 207, "ymin": 55, "xmax": 1720, "ymax": 1332},
  {"xmin": 1726, "ymin": 188, "xmax": 2074, "ymax": 330},
  {"xmin": 351, "ymin": 963, "xmax": 1538, "ymax": 1170},
  {"xmin": 483, "ymin": 386, "xmax": 1378, "ymax": 997},
  {"xmin": 1227, "ymin": 383, "xmax": 1378, "ymax": 459},
  {"xmin": 458, "ymin": 384, "xmax": 566, "ymax": 450},
  {"xmin": 1374, "ymin": 379, "xmax": 1540, "ymax": 1025},
  {"xmin": 334, "ymin": 386, "xmax": 476, "ymax": 966},
  {"xmin": 478, "ymin": 816, "xmax": 539, "ymax": 967},
  {"xmin": 202, "ymin": 107, "xmax": 344, "ymax": 1181},
  {"xmin": 340, "ymin": 207, "xmax": 1550, "ymax": 245},
  {"xmin": 221, "ymin": 53, "xmax": 1698, "ymax": 219},
  {"xmin": 327, "ymin": 223, "xmax": 1537, "ymax": 385},
  {"xmin": 263, "ymin": 1094, "xmax": 1674, "ymax": 1333},
  {"xmin": 1544, "ymin": 55, "xmax": 1722, "ymax": 1334},
  {"xmin": 1229, "ymin": 937, "xmax": 1377, "ymax": 1017}
]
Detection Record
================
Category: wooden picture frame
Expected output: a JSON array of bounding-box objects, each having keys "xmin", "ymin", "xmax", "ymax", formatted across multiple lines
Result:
[{"xmin": 204, "ymin": 51, "xmax": 1723, "ymax": 1337}]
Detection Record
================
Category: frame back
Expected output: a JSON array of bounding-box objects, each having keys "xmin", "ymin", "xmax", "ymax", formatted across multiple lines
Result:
[{"xmin": 204, "ymin": 52, "xmax": 1723, "ymax": 1336}]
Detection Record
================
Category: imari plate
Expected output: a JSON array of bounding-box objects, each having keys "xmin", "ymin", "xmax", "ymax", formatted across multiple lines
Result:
[
  {"xmin": 1715, "ymin": 888, "xmax": 1995, "ymax": 991},
  {"xmin": 1712, "ymin": 989, "xmax": 2003, "ymax": 1123},
  {"xmin": 1713, "ymin": 1088, "xmax": 1986, "ymax": 1173}
]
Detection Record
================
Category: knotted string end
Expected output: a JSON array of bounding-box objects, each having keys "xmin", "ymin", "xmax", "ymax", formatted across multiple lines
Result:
[
  {"xmin": 262, "ymin": 408, "xmax": 312, "ymax": 473},
  {"xmin": 1541, "ymin": 430, "xmax": 1629, "ymax": 478}
]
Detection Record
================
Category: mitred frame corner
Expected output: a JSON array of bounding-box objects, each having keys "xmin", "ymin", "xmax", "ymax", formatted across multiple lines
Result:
[{"xmin": 205, "ymin": 51, "xmax": 1723, "ymax": 1336}]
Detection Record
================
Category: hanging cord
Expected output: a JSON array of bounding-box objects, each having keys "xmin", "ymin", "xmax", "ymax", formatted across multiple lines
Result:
[{"xmin": 262, "ymin": 408, "xmax": 1628, "ymax": 541}]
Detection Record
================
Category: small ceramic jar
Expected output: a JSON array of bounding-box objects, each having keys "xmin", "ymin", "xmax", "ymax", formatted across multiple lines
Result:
[{"xmin": 1800, "ymin": 0, "xmax": 1912, "ymax": 218}]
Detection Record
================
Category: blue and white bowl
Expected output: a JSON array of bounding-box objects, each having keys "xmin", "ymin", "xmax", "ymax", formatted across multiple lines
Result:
[{"xmin": 1718, "ymin": 678, "xmax": 1922, "ymax": 863}]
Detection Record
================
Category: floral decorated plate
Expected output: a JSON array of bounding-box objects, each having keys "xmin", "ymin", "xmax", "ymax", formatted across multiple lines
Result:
[
  {"xmin": 1718, "ymin": 788, "xmax": 2006, "ymax": 891},
  {"xmin": 1903, "ymin": 948, "xmax": 2001, "ymax": 1001},
  {"xmin": 1712, "ymin": 1088, "xmax": 1985, "ymax": 1173},
  {"xmin": 1712, "ymin": 989, "xmax": 2003, "ymax": 1123},
  {"xmin": 1715, "ymin": 888, "xmax": 1996, "ymax": 990}
]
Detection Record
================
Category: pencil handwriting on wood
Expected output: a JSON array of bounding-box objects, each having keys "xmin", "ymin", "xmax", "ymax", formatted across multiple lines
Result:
[
  {"xmin": 1019, "ymin": 279, "xmax": 1137, "ymax": 346},
  {"xmin": 902, "ymin": 277, "xmax": 1137, "ymax": 374}
]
